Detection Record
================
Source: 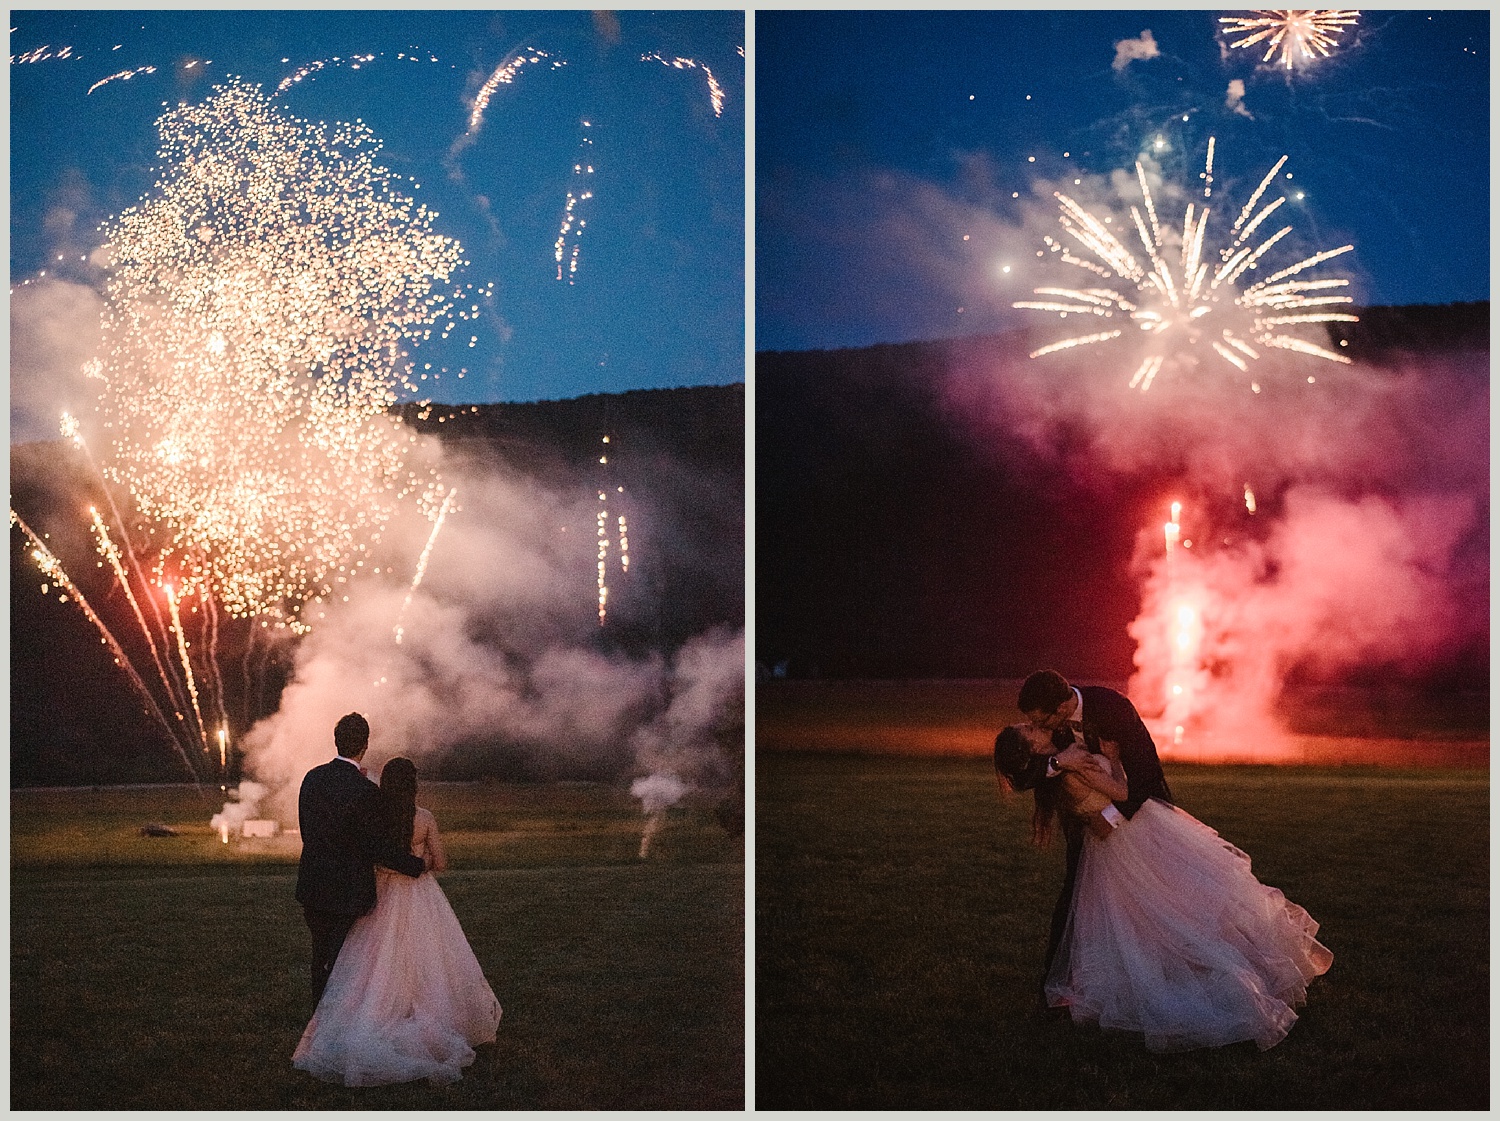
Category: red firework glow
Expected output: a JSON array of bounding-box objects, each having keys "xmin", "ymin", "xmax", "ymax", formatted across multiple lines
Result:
[{"xmin": 1126, "ymin": 488, "xmax": 1484, "ymax": 764}]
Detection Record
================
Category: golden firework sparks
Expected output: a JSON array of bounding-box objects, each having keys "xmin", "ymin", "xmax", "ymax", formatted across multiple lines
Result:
[
  {"xmin": 92, "ymin": 80, "xmax": 460, "ymax": 632},
  {"xmin": 461, "ymin": 47, "xmax": 564, "ymax": 140},
  {"xmin": 87, "ymin": 65, "xmax": 157, "ymax": 95},
  {"xmin": 275, "ymin": 52, "xmax": 377, "ymax": 94},
  {"xmin": 11, "ymin": 43, "xmax": 74, "ymax": 64},
  {"xmin": 1015, "ymin": 138, "xmax": 1358, "ymax": 392},
  {"xmin": 642, "ymin": 51, "xmax": 725, "ymax": 117},
  {"xmin": 1220, "ymin": 10, "xmax": 1360, "ymax": 71},
  {"xmin": 554, "ymin": 120, "xmax": 595, "ymax": 283}
]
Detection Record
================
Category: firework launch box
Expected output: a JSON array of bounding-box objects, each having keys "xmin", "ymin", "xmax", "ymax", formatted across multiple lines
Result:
[{"xmin": 241, "ymin": 819, "xmax": 279, "ymax": 838}]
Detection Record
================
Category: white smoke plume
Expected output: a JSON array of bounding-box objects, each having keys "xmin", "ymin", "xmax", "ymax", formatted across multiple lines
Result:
[
  {"xmin": 631, "ymin": 773, "xmax": 688, "ymax": 858},
  {"xmin": 1112, "ymin": 30, "xmax": 1159, "ymax": 72},
  {"xmin": 240, "ymin": 446, "xmax": 744, "ymax": 823},
  {"xmin": 10, "ymin": 278, "xmax": 104, "ymax": 443},
  {"xmin": 624, "ymin": 626, "xmax": 745, "ymax": 853},
  {"xmin": 1225, "ymin": 78, "xmax": 1253, "ymax": 119},
  {"xmin": 210, "ymin": 780, "xmax": 269, "ymax": 838}
]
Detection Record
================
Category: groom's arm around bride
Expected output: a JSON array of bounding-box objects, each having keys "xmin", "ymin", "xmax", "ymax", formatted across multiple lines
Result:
[{"xmin": 295, "ymin": 712, "xmax": 424, "ymax": 1002}]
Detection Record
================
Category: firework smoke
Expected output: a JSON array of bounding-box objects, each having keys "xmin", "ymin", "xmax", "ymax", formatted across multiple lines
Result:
[
  {"xmin": 10, "ymin": 278, "xmax": 104, "ymax": 443},
  {"xmin": 238, "ymin": 453, "xmax": 744, "ymax": 823},
  {"xmin": 632, "ymin": 773, "xmax": 687, "ymax": 857},
  {"xmin": 945, "ymin": 334, "xmax": 1487, "ymax": 757},
  {"xmin": 1127, "ymin": 486, "xmax": 1482, "ymax": 757},
  {"xmin": 210, "ymin": 779, "xmax": 269, "ymax": 840}
]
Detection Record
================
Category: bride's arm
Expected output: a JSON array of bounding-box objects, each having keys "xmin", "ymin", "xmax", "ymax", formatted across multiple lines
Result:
[
  {"xmin": 1069, "ymin": 744, "xmax": 1129, "ymax": 803},
  {"xmin": 419, "ymin": 808, "xmax": 449, "ymax": 873}
]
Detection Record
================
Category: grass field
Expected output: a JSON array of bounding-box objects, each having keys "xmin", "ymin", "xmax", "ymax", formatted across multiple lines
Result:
[
  {"xmin": 12, "ymin": 782, "xmax": 744, "ymax": 1110},
  {"xmin": 755, "ymin": 752, "xmax": 1488, "ymax": 1110}
]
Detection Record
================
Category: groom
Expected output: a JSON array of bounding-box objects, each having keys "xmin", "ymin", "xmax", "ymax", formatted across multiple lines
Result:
[
  {"xmin": 295, "ymin": 712, "xmax": 426, "ymax": 1002},
  {"xmin": 1003, "ymin": 670, "xmax": 1173, "ymax": 994}
]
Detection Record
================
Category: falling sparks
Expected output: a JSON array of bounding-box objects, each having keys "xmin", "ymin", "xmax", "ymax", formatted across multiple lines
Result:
[
  {"xmin": 642, "ymin": 51, "xmax": 725, "ymax": 117},
  {"xmin": 11, "ymin": 510, "xmax": 202, "ymax": 780},
  {"xmin": 1015, "ymin": 138, "xmax": 1358, "ymax": 392},
  {"xmin": 91, "ymin": 80, "xmax": 460, "ymax": 633},
  {"xmin": 11, "ymin": 43, "xmax": 73, "ymax": 64},
  {"xmin": 275, "ymin": 52, "xmax": 377, "ymax": 94},
  {"xmin": 594, "ymin": 435, "xmax": 631, "ymax": 625},
  {"xmin": 460, "ymin": 47, "xmax": 563, "ymax": 143},
  {"xmin": 87, "ymin": 65, "xmax": 157, "ymax": 94},
  {"xmin": 554, "ymin": 120, "xmax": 595, "ymax": 283},
  {"xmin": 394, "ymin": 486, "xmax": 458, "ymax": 644},
  {"xmin": 1220, "ymin": 11, "xmax": 1361, "ymax": 70}
]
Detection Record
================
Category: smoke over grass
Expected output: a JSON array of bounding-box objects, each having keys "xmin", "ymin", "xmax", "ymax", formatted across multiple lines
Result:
[{"xmin": 242, "ymin": 444, "xmax": 744, "ymax": 821}]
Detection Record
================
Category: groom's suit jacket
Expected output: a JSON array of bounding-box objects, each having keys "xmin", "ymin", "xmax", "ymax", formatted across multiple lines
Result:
[
  {"xmin": 295, "ymin": 757, "xmax": 425, "ymax": 916},
  {"xmin": 1002, "ymin": 685, "xmax": 1171, "ymax": 818}
]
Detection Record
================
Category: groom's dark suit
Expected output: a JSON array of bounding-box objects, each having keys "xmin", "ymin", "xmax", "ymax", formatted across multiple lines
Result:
[
  {"xmin": 999, "ymin": 685, "xmax": 1172, "ymax": 983},
  {"xmin": 296, "ymin": 756, "xmax": 425, "ymax": 1000}
]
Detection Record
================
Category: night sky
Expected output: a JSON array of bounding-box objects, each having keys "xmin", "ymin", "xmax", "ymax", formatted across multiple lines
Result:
[
  {"xmin": 757, "ymin": 10, "xmax": 1489, "ymax": 353},
  {"xmin": 10, "ymin": 8, "xmax": 745, "ymax": 437}
]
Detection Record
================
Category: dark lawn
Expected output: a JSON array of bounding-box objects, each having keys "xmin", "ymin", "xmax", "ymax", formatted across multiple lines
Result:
[
  {"xmin": 755, "ymin": 752, "xmax": 1487, "ymax": 1110},
  {"xmin": 12, "ymin": 783, "xmax": 744, "ymax": 1110}
]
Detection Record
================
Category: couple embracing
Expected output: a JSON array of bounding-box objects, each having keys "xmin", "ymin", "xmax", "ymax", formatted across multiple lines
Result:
[
  {"xmin": 995, "ymin": 670, "xmax": 1333, "ymax": 1053},
  {"xmin": 292, "ymin": 712, "xmax": 502, "ymax": 1086}
]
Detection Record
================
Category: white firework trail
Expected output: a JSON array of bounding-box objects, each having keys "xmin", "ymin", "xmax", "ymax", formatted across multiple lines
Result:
[
  {"xmin": 1015, "ymin": 138, "xmax": 1358, "ymax": 393},
  {"xmin": 459, "ymin": 47, "xmax": 564, "ymax": 145},
  {"xmin": 11, "ymin": 509, "xmax": 202, "ymax": 781},
  {"xmin": 554, "ymin": 120, "xmax": 595, "ymax": 284},
  {"xmin": 394, "ymin": 486, "xmax": 458, "ymax": 645},
  {"xmin": 642, "ymin": 51, "xmax": 725, "ymax": 117},
  {"xmin": 88, "ymin": 65, "xmax": 157, "ymax": 94}
]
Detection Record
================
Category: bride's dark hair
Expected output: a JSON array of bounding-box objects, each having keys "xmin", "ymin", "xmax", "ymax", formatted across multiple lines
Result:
[
  {"xmin": 994, "ymin": 725, "xmax": 1060, "ymax": 848},
  {"xmin": 378, "ymin": 757, "xmax": 418, "ymax": 855}
]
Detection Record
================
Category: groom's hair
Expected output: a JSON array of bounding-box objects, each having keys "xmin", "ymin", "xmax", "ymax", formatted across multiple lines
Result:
[
  {"xmin": 1018, "ymin": 670, "xmax": 1072, "ymax": 715},
  {"xmin": 333, "ymin": 712, "xmax": 370, "ymax": 757}
]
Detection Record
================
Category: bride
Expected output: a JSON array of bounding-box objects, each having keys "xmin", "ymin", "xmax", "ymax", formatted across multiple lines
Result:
[
  {"xmin": 996, "ymin": 724, "xmax": 1333, "ymax": 1052},
  {"xmin": 293, "ymin": 757, "xmax": 503, "ymax": 1085}
]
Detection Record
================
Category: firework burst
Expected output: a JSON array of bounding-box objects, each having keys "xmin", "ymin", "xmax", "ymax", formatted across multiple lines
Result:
[
  {"xmin": 92, "ymin": 79, "xmax": 461, "ymax": 632},
  {"xmin": 1220, "ymin": 10, "xmax": 1360, "ymax": 71},
  {"xmin": 1015, "ymin": 138, "xmax": 1358, "ymax": 393}
]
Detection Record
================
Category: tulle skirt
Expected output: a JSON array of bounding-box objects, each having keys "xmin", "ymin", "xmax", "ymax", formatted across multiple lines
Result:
[
  {"xmin": 293, "ymin": 869, "xmax": 502, "ymax": 1086},
  {"xmin": 1045, "ymin": 798, "xmax": 1332, "ymax": 1052}
]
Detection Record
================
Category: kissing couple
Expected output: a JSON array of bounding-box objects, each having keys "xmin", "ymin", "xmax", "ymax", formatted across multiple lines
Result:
[
  {"xmin": 292, "ymin": 712, "xmax": 502, "ymax": 1085},
  {"xmin": 994, "ymin": 670, "xmax": 1333, "ymax": 1052}
]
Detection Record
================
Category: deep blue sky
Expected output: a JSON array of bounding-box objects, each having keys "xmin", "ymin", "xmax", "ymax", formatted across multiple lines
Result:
[
  {"xmin": 757, "ymin": 10, "xmax": 1489, "ymax": 353},
  {"xmin": 11, "ymin": 9, "xmax": 745, "ymax": 407}
]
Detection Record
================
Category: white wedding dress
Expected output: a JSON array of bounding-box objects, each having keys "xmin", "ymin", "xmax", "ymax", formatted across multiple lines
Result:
[
  {"xmin": 1045, "ymin": 797, "xmax": 1333, "ymax": 1052},
  {"xmin": 293, "ymin": 807, "xmax": 502, "ymax": 1085}
]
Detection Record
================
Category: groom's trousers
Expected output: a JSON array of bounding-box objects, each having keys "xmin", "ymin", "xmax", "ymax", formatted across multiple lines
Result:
[
  {"xmin": 303, "ymin": 905, "xmax": 359, "ymax": 1003},
  {"xmin": 1040, "ymin": 824, "xmax": 1085, "ymax": 997}
]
